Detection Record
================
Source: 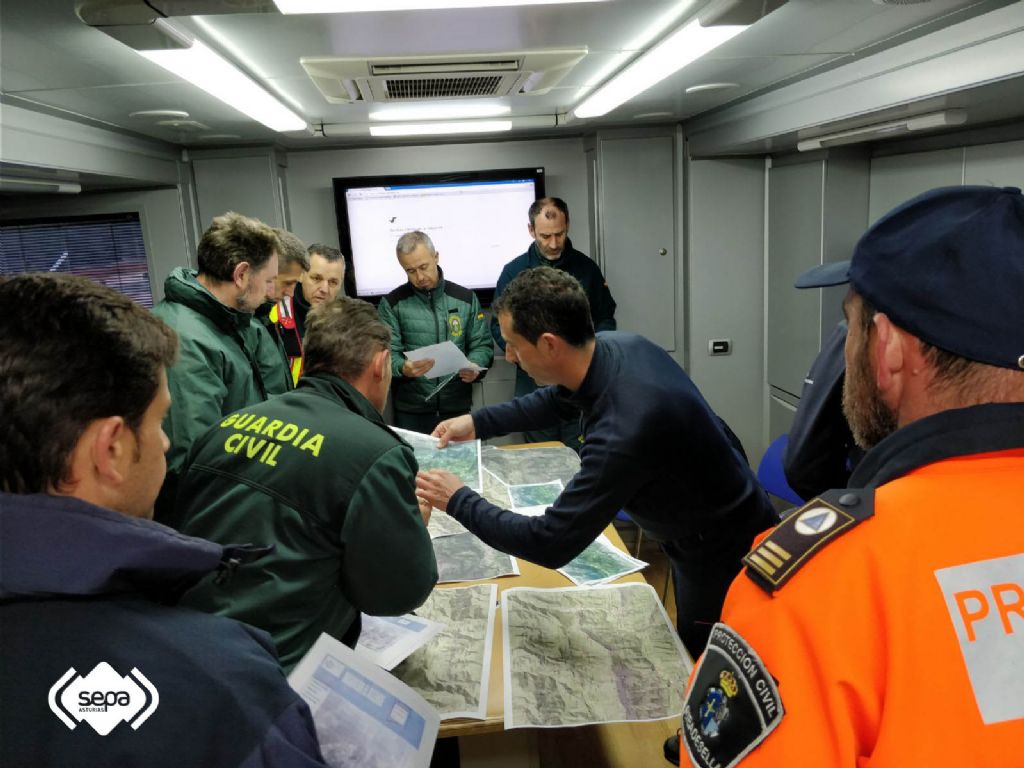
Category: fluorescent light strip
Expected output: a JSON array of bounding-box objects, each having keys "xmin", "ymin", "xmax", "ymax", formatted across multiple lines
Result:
[
  {"xmin": 140, "ymin": 40, "xmax": 306, "ymax": 132},
  {"xmin": 575, "ymin": 19, "xmax": 745, "ymax": 119},
  {"xmin": 276, "ymin": 0, "xmax": 606, "ymax": 12},
  {"xmin": 370, "ymin": 103, "xmax": 511, "ymax": 121},
  {"xmin": 369, "ymin": 120, "xmax": 513, "ymax": 137}
]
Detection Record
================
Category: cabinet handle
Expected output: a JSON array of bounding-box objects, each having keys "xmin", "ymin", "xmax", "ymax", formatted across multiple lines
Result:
[{"xmin": 658, "ymin": 248, "xmax": 668, "ymax": 256}]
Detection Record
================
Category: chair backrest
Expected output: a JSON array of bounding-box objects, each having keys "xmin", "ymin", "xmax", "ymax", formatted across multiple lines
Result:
[{"xmin": 757, "ymin": 433, "xmax": 805, "ymax": 506}]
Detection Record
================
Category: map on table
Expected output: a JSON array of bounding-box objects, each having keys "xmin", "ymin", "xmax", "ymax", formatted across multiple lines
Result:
[
  {"xmin": 502, "ymin": 583, "xmax": 689, "ymax": 729},
  {"xmin": 558, "ymin": 534, "xmax": 648, "ymax": 586},
  {"xmin": 426, "ymin": 511, "xmax": 468, "ymax": 540},
  {"xmin": 392, "ymin": 584, "xmax": 497, "ymax": 720},
  {"xmin": 432, "ymin": 532, "xmax": 519, "ymax": 583},
  {"xmin": 508, "ymin": 479, "xmax": 564, "ymax": 516},
  {"xmin": 393, "ymin": 426, "xmax": 482, "ymax": 492},
  {"xmin": 481, "ymin": 466, "xmax": 512, "ymax": 508},
  {"xmin": 481, "ymin": 445, "xmax": 581, "ymax": 489}
]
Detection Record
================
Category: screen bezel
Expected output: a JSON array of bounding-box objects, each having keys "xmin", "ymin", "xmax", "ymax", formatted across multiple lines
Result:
[{"xmin": 332, "ymin": 167, "xmax": 546, "ymax": 305}]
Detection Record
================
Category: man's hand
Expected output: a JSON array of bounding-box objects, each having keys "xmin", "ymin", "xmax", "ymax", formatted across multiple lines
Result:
[
  {"xmin": 416, "ymin": 470, "xmax": 465, "ymax": 513},
  {"xmin": 402, "ymin": 358, "xmax": 435, "ymax": 378},
  {"xmin": 417, "ymin": 496, "xmax": 432, "ymax": 526},
  {"xmin": 432, "ymin": 414, "xmax": 476, "ymax": 448},
  {"xmin": 458, "ymin": 368, "xmax": 482, "ymax": 383}
]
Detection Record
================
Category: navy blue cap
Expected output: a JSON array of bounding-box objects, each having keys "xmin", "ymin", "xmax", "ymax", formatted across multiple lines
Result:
[{"xmin": 795, "ymin": 185, "xmax": 1024, "ymax": 370}]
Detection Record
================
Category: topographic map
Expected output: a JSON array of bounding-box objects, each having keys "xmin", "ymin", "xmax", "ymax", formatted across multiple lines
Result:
[
  {"xmin": 502, "ymin": 583, "xmax": 689, "ymax": 728},
  {"xmin": 481, "ymin": 445, "xmax": 581, "ymax": 488},
  {"xmin": 432, "ymin": 532, "xmax": 519, "ymax": 583},
  {"xmin": 392, "ymin": 584, "xmax": 497, "ymax": 720}
]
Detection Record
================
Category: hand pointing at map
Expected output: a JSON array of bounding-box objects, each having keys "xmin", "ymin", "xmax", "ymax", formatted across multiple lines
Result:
[{"xmin": 416, "ymin": 469, "xmax": 465, "ymax": 512}]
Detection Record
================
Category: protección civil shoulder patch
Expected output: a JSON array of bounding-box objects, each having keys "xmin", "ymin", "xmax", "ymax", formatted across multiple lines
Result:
[
  {"xmin": 743, "ymin": 488, "xmax": 874, "ymax": 594},
  {"xmin": 682, "ymin": 623, "xmax": 783, "ymax": 768}
]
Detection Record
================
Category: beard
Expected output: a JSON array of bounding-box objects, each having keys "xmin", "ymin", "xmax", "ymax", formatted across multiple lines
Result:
[{"xmin": 842, "ymin": 336, "xmax": 898, "ymax": 450}]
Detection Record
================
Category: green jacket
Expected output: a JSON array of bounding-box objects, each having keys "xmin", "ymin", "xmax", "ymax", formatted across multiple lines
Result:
[
  {"xmin": 175, "ymin": 372, "xmax": 438, "ymax": 671},
  {"xmin": 378, "ymin": 270, "xmax": 494, "ymax": 415},
  {"xmin": 153, "ymin": 268, "xmax": 282, "ymax": 477}
]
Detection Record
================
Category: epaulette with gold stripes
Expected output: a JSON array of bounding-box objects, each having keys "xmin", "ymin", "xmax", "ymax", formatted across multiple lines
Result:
[{"xmin": 744, "ymin": 488, "xmax": 874, "ymax": 594}]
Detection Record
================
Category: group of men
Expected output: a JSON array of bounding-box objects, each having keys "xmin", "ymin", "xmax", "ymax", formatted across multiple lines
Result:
[{"xmin": 2, "ymin": 184, "xmax": 1022, "ymax": 767}]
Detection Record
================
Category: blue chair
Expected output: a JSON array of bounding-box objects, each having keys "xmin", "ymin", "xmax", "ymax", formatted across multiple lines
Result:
[{"xmin": 757, "ymin": 433, "xmax": 805, "ymax": 507}]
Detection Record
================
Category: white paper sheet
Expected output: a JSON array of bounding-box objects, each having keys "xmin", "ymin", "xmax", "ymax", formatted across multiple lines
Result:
[
  {"xmin": 288, "ymin": 634, "xmax": 439, "ymax": 768},
  {"xmin": 404, "ymin": 340, "xmax": 486, "ymax": 379},
  {"xmin": 355, "ymin": 614, "xmax": 447, "ymax": 671}
]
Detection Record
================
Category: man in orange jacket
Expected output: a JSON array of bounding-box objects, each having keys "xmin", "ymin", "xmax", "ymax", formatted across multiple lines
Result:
[{"xmin": 681, "ymin": 185, "xmax": 1024, "ymax": 767}]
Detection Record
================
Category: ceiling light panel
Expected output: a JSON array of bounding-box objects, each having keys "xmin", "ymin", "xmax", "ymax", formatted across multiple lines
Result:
[
  {"xmin": 140, "ymin": 40, "xmax": 306, "ymax": 132},
  {"xmin": 275, "ymin": 0, "xmax": 607, "ymax": 12},
  {"xmin": 369, "ymin": 103, "xmax": 511, "ymax": 121},
  {"xmin": 369, "ymin": 120, "xmax": 513, "ymax": 137},
  {"xmin": 575, "ymin": 19, "xmax": 746, "ymax": 119}
]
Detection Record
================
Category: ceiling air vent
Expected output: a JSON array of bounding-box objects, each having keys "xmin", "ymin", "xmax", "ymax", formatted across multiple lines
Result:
[{"xmin": 301, "ymin": 49, "xmax": 586, "ymax": 104}]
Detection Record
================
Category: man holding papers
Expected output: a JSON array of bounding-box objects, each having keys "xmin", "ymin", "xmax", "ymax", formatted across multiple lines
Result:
[{"xmin": 379, "ymin": 230, "xmax": 494, "ymax": 432}]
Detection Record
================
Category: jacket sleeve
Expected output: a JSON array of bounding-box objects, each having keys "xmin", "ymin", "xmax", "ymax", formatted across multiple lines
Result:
[
  {"xmin": 465, "ymin": 293, "xmax": 495, "ymax": 375},
  {"xmin": 163, "ymin": 336, "xmax": 232, "ymax": 475},
  {"xmin": 588, "ymin": 265, "xmax": 617, "ymax": 333},
  {"xmin": 783, "ymin": 321, "xmax": 859, "ymax": 500},
  {"xmin": 339, "ymin": 444, "xmax": 437, "ymax": 615},
  {"xmin": 238, "ymin": 698, "xmax": 329, "ymax": 768},
  {"xmin": 447, "ymin": 427, "xmax": 648, "ymax": 568},
  {"xmin": 377, "ymin": 298, "xmax": 408, "ymax": 379},
  {"xmin": 472, "ymin": 385, "xmax": 577, "ymax": 438},
  {"xmin": 490, "ymin": 263, "xmax": 514, "ymax": 351}
]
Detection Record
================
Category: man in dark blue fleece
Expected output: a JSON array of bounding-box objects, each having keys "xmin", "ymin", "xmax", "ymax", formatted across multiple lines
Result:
[
  {"xmin": 416, "ymin": 267, "xmax": 775, "ymax": 659},
  {"xmin": 0, "ymin": 274, "xmax": 326, "ymax": 768}
]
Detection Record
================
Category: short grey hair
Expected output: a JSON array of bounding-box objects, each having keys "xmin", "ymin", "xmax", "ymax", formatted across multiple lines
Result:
[
  {"xmin": 304, "ymin": 297, "xmax": 390, "ymax": 381},
  {"xmin": 273, "ymin": 228, "xmax": 310, "ymax": 272},
  {"xmin": 396, "ymin": 230, "xmax": 435, "ymax": 259}
]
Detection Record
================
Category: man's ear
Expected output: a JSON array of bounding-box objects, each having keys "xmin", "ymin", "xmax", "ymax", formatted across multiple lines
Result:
[
  {"xmin": 232, "ymin": 260, "xmax": 251, "ymax": 289},
  {"xmin": 872, "ymin": 312, "xmax": 905, "ymax": 393},
  {"xmin": 528, "ymin": 223, "xmax": 536, "ymax": 237},
  {"xmin": 88, "ymin": 416, "xmax": 130, "ymax": 486},
  {"xmin": 538, "ymin": 332, "xmax": 560, "ymax": 358},
  {"xmin": 374, "ymin": 347, "xmax": 391, "ymax": 380}
]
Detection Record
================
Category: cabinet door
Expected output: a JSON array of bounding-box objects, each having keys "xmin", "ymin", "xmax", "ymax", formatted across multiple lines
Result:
[
  {"xmin": 598, "ymin": 136, "xmax": 676, "ymax": 351},
  {"xmin": 193, "ymin": 155, "xmax": 283, "ymax": 230},
  {"xmin": 767, "ymin": 160, "xmax": 824, "ymax": 398}
]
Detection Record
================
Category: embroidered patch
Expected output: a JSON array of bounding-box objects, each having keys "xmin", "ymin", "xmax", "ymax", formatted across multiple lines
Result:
[
  {"xmin": 683, "ymin": 623, "xmax": 783, "ymax": 768},
  {"xmin": 744, "ymin": 488, "xmax": 874, "ymax": 594},
  {"xmin": 447, "ymin": 314, "xmax": 463, "ymax": 338}
]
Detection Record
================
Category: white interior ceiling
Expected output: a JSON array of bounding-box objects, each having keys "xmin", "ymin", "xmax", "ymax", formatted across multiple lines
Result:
[{"xmin": 2, "ymin": 0, "xmax": 1023, "ymax": 161}]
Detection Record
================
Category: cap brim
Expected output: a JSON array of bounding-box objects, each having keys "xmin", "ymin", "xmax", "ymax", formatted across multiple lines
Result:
[{"xmin": 794, "ymin": 260, "xmax": 851, "ymax": 289}]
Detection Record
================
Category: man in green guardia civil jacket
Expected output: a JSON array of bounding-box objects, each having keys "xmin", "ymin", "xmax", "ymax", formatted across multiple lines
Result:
[
  {"xmin": 174, "ymin": 297, "xmax": 438, "ymax": 671},
  {"xmin": 378, "ymin": 230, "xmax": 494, "ymax": 433}
]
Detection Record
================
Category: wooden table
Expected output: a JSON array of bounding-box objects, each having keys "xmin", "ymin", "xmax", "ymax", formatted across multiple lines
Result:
[{"xmin": 434, "ymin": 443, "xmax": 682, "ymax": 767}]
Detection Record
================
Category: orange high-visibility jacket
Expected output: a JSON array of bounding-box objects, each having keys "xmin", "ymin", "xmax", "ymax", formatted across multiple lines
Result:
[{"xmin": 683, "ymin": 404, "xmax": 1024, "ymax": 768}]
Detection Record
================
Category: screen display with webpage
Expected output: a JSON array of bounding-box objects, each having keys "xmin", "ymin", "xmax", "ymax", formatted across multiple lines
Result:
[{"xmin": 334, "ymin": 169, "xmax": 544, "ymax": 299}]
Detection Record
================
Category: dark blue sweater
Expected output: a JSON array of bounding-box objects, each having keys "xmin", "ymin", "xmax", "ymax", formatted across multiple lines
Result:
[{"xmin": 448, "ymin": 332, "xmax": 772, "ymax": 568}]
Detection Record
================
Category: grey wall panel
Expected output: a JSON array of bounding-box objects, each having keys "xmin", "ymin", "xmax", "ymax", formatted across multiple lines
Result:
[
  {"xmin": 767, "ymin": 160, "xmax": 824, "ymax": 399},
  {"xmin": 598, "ymin": 135, "xmax": 676, "ymax": 351},
  {"xmin": 283, "ymin": 137, "xmax": 590, "ymax": 257},
  {"xmin": 687, "ymin": 156, "xmax": 766, "ymax": 463},
  {"xmin": 193, "ymin": 154, "xmax": 283, "ymax": 230},
  {"xmin": 964, "ymin": 138, "xmax": 1024, "ymax": 186},
  {"xmin": 868, "ymin": 148, "xmax": 964, "ymax": 223},
  {"xmin": 768, "ymin": 392, "xmax": 797, "ymax": 441},
  {"xmin": 0, "ymin": 187, "xmax": 189, "ymax": 303}
]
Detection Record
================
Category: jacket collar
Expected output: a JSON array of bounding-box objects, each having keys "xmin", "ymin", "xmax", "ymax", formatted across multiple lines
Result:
[
  {"xmin": 849, "ymin": 402, "xmax": 1024, "ymax": 488},
  {"xmin": 410, "ymin": 266, "xmax": 446, "ymax": 301},
  {"xmin": 296, "ymin": 372, "xmax": 388, "ymax": 427},
  {"xmin": 0, "ymin": 493, "xmax": 247, "ymax": 604},
  {"xmin": 162, "ymin": 267, "xmax": 252, "ymax": 332},
  {"xmin": 527, "ymin": 237, "xmax": 579, "ymax": 268}
]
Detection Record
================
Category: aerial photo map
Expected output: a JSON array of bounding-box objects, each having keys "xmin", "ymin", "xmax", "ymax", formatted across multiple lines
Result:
[
  {"xmin": 394, "ymin": 427, "xmax": 482, "ymax": 491},
  {"xmin": 432, "ymin": 532, "xmax": 519, "ymax": 583},
  {"xmin": 502, "ymin": 583, "xmax": 689, "ymax": 729}
]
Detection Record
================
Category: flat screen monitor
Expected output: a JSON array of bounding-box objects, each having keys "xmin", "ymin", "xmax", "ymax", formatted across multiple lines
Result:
[{"xmin": 333, "ymin": 167, "xmax": 545, "ymax": 303}]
